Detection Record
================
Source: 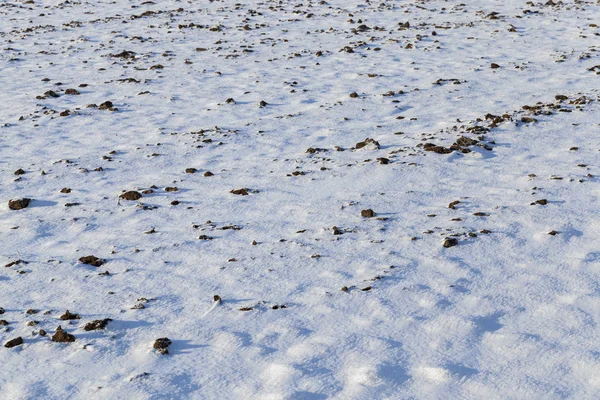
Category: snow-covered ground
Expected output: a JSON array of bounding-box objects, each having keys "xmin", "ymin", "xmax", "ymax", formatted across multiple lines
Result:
[{"xmin": 1, "ymin": 0, "xmax": 600, "ymax": 398}]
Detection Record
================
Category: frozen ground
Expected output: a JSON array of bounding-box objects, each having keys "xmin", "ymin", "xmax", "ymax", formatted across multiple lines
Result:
[{"xmin": 1, "ymin": 0, "xmax": 600, "ymax": 398}]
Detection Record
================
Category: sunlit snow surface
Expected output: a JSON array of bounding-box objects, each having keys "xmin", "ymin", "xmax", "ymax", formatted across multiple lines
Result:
[{"xmin": 1, "ymin": 0, "xmax": 600, "ymax": 398}]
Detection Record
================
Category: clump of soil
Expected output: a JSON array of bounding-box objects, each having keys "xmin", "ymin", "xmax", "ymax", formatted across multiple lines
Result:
[
  {"xmin": 120, "ymin": 191, "xmax": 142, "ymax": 200},
  {"xmin": 355, "ymin": 138, "xmax": 380, "ymax": 149},
  {"xmin": 424, "ymin": 143, "xmax": 453, "ymax": 154},
  {"xmin": 60, "ymin": 310, "xmax": 80, "ymax": 320},
  {"xmin": 454, "ymin": 136, "xmax": 478, "ymax": 147},
  {"xmin": 361, "ymin": 209, "xmax": 375, "ymax": 218},
  {"xmin": 51, "ymin": 326, "xmax": 75, "ymax": 343},
  {"xmin": 79, "ymin": 255, "xmax": 105, "ymax": 267},
  {"xmin": 448, "ymin": 200, "xmax": 461, "ymax": 209},
  {"xmin": 8, "ymin": 198, "xmax": 31, "ymax": 210},
  {"xmin": 443, "ymin": 238, "xmax": 459, "ymax": 248},
  {"xmin": 231, "ymin": 188, "xmax": 249, "ymax": 195},
  {"xmin": 83, "ymin": 318, "xmax": 112, "ymax": 331},
  {"xmin": 5, "ymin": 259, "xmax": 27, "ymax": 268},
  {"xmin": 98, "ymin": 101, "xmax": 114, "ymax": 110},
  {"xmin": 4, "ymin": 337, "xmax": 23, "ymax": 348},
  {"xmin": 154, "ymin": 338, "xmax": 172, "ymax": 355}
]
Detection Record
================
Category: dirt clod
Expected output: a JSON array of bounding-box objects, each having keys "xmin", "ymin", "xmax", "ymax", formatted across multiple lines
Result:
[
  {"xmin": 83, "ymin": 319, "xmax": 112, "ymax": 331},
  {"xmin": 79, "ymin": 255, "xmax": 105, "ymax": 267},
  {"xmin": 443, "ymin": 238, "xmax": 459, "ymax": 248},
  {"xmin": 120, "ymin": 191, "xmax": 142, "ymax": 201},
  {"xmin": 231, "ymin": 188, "xmax": 249, "ymax": 195},
  {"xmin": 154, "ymin": 338, "xmax": 172, "ymax": 355},
  {"xmin": 8, "ymin": 198, "xmax": 31, "ymax": 210},
  {"xmin": 361, "ymin": 209, "xmax": 375, "ymax": 218},
  {"xmin": 60, "ymin": 310, "xmax": 80, "ymax": 320},
  {"xmin": 51, "ymin": 326, "xmax": 75, "ymax": 343},
  {"xmin": 4, "ymin": 337, "xmax": 23, "ymax": 348}
]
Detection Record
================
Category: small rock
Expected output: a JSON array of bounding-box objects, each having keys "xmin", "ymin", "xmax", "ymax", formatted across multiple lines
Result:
[
  {"xmin": 165, "ymin": 187, "xmax": 179, "ymax": 192},
  {"xmin": 490, "ymin": 63, "xmax": 501, "ymax": 69},
  {"xmin": 83, "ymin": 319, "xmax": 112, "ymax": 331},
  {"xmin": 44, "ymin": 90, "xmax": 59, "ymax": 98},
  {"xmin": 4, "ymin": 337, "xmax": 23, "ymax": 348},
  {"xmin": 361, "ymin": 209, "xmax": 375, "ymax": 218},
  {"xmin": 14, "ymin": 169, "xmax": 25, "ymax": 175},
  {"xmin": 349, "ymin": 92, "xmax": 359, "ymax": 98},
  {"xmin": 154, "ymin": 338, "xmax": 172, "ymax": 355},
  {"xmin": 332, "ymin": 226, "xmax": 343, "ymax": 235},
  {"xmin": 59, "ymin": 310, "xmax": 80, "ymax": 320},
  {"xmin": 120, "ymin": 191, "xmax": 142, "ymax": 201},
  {"xmin": 39, "ymin": 329, "xmax": 47, "ymax": 336},
  {"xmin": 79, "ymin": 255, "xmax": 105, "ymax": 267},
  {"xmin": 231, "ymin": 188, "xmax": 249, "ymax": 195},
  {"xmin": 65, "ymin": 88, "xmax": 80, "ymax": 95},
  {"xmin": 448, "ymin": 200, "xmax": 460, "ymax": 209},
  {"xmin": 443, "ymin": 238, "xmax": 459, "ymax": 248},
  {"xmin": 204, "ymin": 171, "xmax": 214, "ymax": 177},
  {"xmin": 8, "ymin": 198, "xmax": 31, "ymax": 210},
  {"xmin": 51, "ymin": 326, "xmax": 75, "ymax": 343},
  {"xmin": 98, "ymin": 101, "xmax": 113, "ymax": 110},
  {"xmin": 185, "ymin": 168, "xmax": 197, "ymax": 174}
]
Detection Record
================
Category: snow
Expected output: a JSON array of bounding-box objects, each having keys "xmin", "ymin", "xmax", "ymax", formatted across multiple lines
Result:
[{"xmin": 1, "ymin": 0, "xmax": 600, "ymax": 398}]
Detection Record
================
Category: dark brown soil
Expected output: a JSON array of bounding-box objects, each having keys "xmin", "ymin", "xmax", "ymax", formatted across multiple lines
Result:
[
  {"xmin": 154, "ymin": 337, "xmax": 172, "ymax": 355},
  {"xmin": 448, "ymin": 201, "xmax": 461, "ymax": 209},
  {"xmin": 83, "ymin": 318, "xmax": 112, "ymax": 331},
  {"xmin": 51, "ymin": 326, "xmax": 75, "ymax": 343},
  {"xmin": 120, "ymin": 191, "xmax": 142, "ymax": 200},
  {"xmin": 8, "ymin": 198, "xmax": 31, "ymax": 210},
  {"xmin": 231, "ymin": 188, "xmax": 249, "ymax": 195},
  {"xmin": 4, "ymin": 337, "xmax": 23, "ymax": 348},
  {"xmin": 60, "ymin": 310, "xmax": 80, "ymax": 320},
  {"xmin": 98, "ymin": 101, "xmax": 114, "ymax": 110},
  {"xmin": 361, "ymin": 209, "xmax": 375, "ymax": 218},
  {"xmin": 79, "ymin": 255, "xmax": 105, "ymax": 267},
  {"xmin": 443, "ymin": 238, "xmax": 459, "ymax": 248}
]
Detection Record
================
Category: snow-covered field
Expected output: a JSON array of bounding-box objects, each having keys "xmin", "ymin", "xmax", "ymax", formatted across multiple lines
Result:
[{"xmin": 1, "ymin": 0, "xmax": 600, "ymax": 398}]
